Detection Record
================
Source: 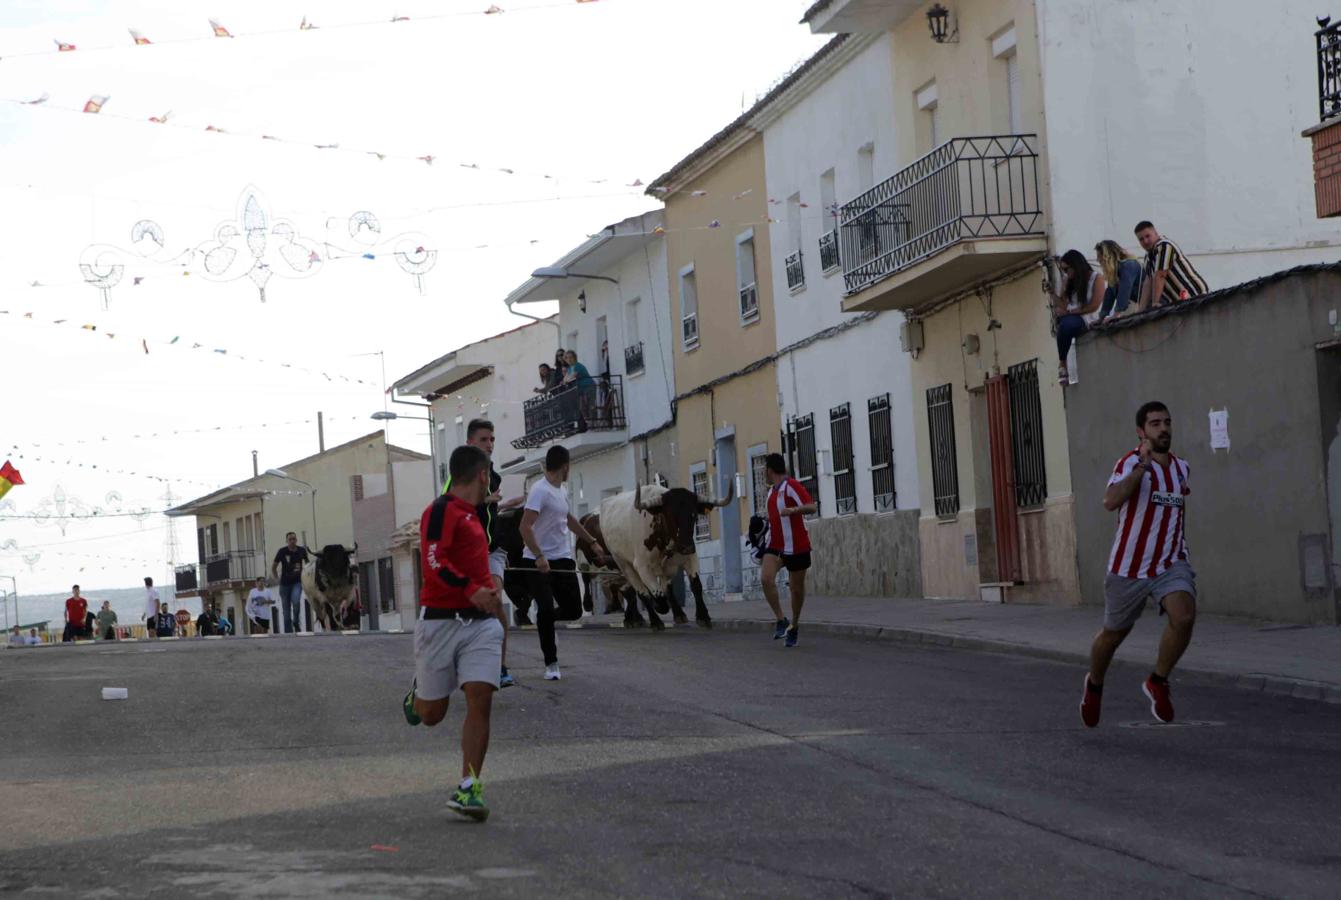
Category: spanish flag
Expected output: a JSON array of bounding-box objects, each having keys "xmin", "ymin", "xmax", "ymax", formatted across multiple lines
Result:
[{"xmin": 0, "ymin": 461, "xmax": 23, "ymax": 502}]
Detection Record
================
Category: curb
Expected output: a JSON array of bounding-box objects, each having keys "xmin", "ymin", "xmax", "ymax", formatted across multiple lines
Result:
[{"xmin": 705, "ymin": 618, "xmax": 1341, "ymax": 706}]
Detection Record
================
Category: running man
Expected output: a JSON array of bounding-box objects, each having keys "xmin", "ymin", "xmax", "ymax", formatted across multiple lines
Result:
[
  {"xmin": 447, "ymin": 419, "xmax": 524, "ymax": 688},
  {"xmin": 517, "ymin": 445, "xmax": 604, "ymax": 682},
  {"xmin": 760, "ymin": 453, "xmax": 818, "ymax": 648},
  {"xmin": 1081, "ymin": 401, "xmax": 1196, "ymax": 727},
  {"xmin": 403, "ymin": 444, "xmax": 504, "ymax": 822}
]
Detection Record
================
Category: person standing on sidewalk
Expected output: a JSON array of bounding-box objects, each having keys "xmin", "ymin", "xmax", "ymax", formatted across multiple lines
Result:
[
  {"xmin": 760, "ymin": 453, "xmax": 818, "ymax": 648},
  {"xmin": 402, "ymin": 444, "xmax": 504, "ymax": 822},
  {"xmin": 447, "ymin": 418, "xmax": 525, "ymax": 688},
  {"xmin": 95, "ymin": 601, "xmax": 118, "ymax": 641},
  {"xmin": 272, "ymin": 533, "xmax": 309, "ymax": 634},
  {"xmin": 1081, "ymin": 401, "xmax": 1196, "ymax": 727},
  {"xmin": 142, "ymin": 577, "xmax": 160, "ymax": 639},
  {"xmin": 63, "ymin": 585, "xmax": 88, "ymax": 642},
  {"xmin": 517, "ymin": 445, "xmax": 604, "ymax": 682}
]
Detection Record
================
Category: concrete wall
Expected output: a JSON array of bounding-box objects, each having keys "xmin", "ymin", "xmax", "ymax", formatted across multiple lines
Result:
[
  {"xmin": 1067, "ymin": 268, "xmax": 1341, "ymax": 624},
  {"xmin": 1036, "ymin": 0, "xmax": 1341, "ymax": 284},
  {"xmin": 807, "ymin": 510, "xmax": 922, "ymax": 598}
]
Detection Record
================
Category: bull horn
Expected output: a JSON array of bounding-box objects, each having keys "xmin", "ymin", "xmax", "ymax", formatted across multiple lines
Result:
[
  {"xmin": 712, "ymin": 476, "xmax": 736, "ymax": 508},
  {"xmin": 633, "ymin": 482, "xmax": 644, "ymax": 512}
]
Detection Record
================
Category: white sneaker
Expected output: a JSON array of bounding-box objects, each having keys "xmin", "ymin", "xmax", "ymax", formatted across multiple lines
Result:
[{"xmin": 544, "ymin": 663, "xmax": 561, "ymax": 681}]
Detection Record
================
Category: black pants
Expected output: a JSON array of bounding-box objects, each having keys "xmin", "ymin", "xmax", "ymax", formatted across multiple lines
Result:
[{"xmin": 519, "ymin": 557, "xmax": 581, "ymax": 665}]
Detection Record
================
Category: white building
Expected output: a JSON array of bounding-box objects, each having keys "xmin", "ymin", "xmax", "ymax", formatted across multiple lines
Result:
[
  {"xmin": 757, "ymin": 32, "xmax": 923, "ymax": 598},
  {"xmin": 498, "ymin": 210, "xmax": 676, "ymax": 524}
]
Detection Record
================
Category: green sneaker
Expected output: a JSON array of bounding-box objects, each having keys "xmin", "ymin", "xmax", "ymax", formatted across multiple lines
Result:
[
  {"xmin": 447, "ymin": 780, "xmax": 489, "ymax": 822},
  {"xmin": 402, "ymin": 688, "xmax": 421, "ymax": 726}
]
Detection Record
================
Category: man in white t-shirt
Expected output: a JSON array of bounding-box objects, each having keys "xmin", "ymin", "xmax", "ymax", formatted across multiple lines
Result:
[
  {"xmin": 142, "ymin": 576, "xmax": 161, "ymax": 639},
  {"xmin": 246, "ymin": 577, "xmax": 275, "ymax": 634},
  {"xmin": 518, "ymin": 444, "xmax": 604, "ymax": 682}
]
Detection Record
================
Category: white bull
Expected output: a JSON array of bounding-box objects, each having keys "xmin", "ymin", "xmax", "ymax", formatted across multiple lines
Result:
[{"xmin": 597, "ymin": 481, "xmax": 734, "ymax": 630}]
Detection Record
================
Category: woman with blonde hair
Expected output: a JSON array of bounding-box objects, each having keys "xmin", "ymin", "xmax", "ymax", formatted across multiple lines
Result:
[{"xmin": 1094, "ymin": 240, "xmax": 1142, "ymax": 322}]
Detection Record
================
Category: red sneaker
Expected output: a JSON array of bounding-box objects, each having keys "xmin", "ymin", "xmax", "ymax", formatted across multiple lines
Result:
[
  {"xmin": 1079, "ymin": 675, "xmax": 1102, "ymax": 728},
  {"xmin": 1142, "ymin": 676, "xmax": 1174, "ymax": 723}
]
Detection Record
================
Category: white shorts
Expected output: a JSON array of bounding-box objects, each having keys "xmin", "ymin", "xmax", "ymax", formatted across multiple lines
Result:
[
  {"xmin": 488, "ymin": 548, "xmax": 508, "ymax": 580},
  {"xmin": 413, "ymin": 615, "xmax": 504, "ymax": 701}
]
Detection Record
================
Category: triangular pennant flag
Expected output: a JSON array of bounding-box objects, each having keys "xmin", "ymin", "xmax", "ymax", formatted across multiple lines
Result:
[
  {"xmin": 299, "ymin": 17, "xmax": 318, "ymax": 30},
  {"xmin": 209, "ymin": 19, "xmax": 233, "ymax": 37},
  {"xmin": 148, "ymin": 111, "xmax": 171, "ymax": 123},
  {"xmin": 129, "ymin": 28, "xmax": 151, "ymax": 45},
  {"xmin": 83, "ymin": 95, "xmax": 109, "ymax": 114},
  {"xmin": 54, "ymin": 39, "xmax": 76, "ymax": 51}
]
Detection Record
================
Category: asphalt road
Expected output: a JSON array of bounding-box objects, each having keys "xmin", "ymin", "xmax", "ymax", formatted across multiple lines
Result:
[{"xmin": 2, "ymin": 623, "xmax": 1339, "ymax": 899}]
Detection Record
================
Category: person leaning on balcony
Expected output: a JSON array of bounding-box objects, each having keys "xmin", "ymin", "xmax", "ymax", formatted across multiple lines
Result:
[
  {"xmin": 1094, "ymin": 240, "xmax": 1143, "ymax": 323},
  {"xmin": 562, "ymin": 350, "xmax": 596, "ymax": 424},
  {"xmin": 1053, "ymin": 249, "xmax": 1106, "ymax": 385},
  {"xmin": 552, "ymin": 348, "xmax": 569, "ymax": 385},
  {"xmin": 1134, "ymin": 220, "xmax": 1207, "ymax": 309},
  {"xmin": 535, "ymin": 363, "xmax": 559, "ymax": 395}
]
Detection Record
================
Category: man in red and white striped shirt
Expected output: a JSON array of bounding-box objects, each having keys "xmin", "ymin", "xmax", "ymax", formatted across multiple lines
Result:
[
  {"xmin": 760, "ymin": 453, "xmax": 818, "ymax": 648},
  {"xmin": 1080, "ymin": 402, "xmax": 1197, "ymax": 728}
]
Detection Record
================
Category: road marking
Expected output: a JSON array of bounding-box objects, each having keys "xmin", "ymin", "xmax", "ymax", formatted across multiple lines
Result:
[{"xmin": 1118, "ymin": 720, "xmax": 1226, "ymax": 729}]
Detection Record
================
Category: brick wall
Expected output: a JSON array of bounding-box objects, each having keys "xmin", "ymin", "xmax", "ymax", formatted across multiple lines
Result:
[{"xmin": 1311, "ymin": 119, "xmax": 1341, "ymax": 217}]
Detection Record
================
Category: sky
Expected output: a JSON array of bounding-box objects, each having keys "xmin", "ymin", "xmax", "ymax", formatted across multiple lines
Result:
[{"xmin": 0, "ymin": 0, "xmax": 827, "ymax": 597}]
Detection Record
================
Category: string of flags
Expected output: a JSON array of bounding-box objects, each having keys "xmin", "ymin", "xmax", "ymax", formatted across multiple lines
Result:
[
  {"xmin": 5, "ymin": 3, "xmax": 605, "ymax": 59},
  {"xmin": 0, "ymin": 461, "xmax": 24, "ymax": 502},
  {"xmin": 16, "ymin": 415, "xmax": 367, "ymax": 450}
]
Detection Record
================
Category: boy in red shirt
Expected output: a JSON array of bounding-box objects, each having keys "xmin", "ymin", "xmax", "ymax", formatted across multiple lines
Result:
[
  {"xmin": 63, "ymin": 585, "xmax": 88, "ymax": 642},
  {"xmin": 760, "ymin": 454, "xmax": 818, "ymax": 648},
  {"xmin": 402, "ymin": 445, "xmax": 503, "ymax": 822}
]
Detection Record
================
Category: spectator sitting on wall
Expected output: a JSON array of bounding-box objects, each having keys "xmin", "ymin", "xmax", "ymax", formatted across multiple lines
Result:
[
  {"xmin": 26, "ymin": 628, "xmax": 42, "ymax": 645},
  {"xmin": 1052, "ymin": 249, "xmax": 1106, "ymax": 385},
  {"xmin": 1094, "ymin": 240, "xmax": 1143, "ymax": 322},
  {"xmin": 155, "ymin": 602, "xmax": 177, "ymax": 638},
  {"xmin": 95, "ymin": 601, "xmax": 118, "ymax": 641},
  {"xmin": 1134, "ymin": 220, "xmax": 1207, "ymax": 309},
  {"xmin": 8, "ymin": 625, "xmax": 23, "ymax": 647}
]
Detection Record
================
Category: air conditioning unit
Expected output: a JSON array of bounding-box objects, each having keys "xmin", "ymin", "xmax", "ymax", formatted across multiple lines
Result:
[{"xmin": 900, "ymin": 320, "xmax": 924, "ymax": 355}]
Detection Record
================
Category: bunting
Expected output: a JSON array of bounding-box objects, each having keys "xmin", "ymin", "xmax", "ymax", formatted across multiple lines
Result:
[{"xmin": 0, "ymin": 461, "xmax": 23, "ymax": 501}]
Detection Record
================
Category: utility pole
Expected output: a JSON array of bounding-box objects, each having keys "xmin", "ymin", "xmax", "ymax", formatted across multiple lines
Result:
[{"xmin": 317, "ymin": 411, "xmax": 325, "ymax": 452}]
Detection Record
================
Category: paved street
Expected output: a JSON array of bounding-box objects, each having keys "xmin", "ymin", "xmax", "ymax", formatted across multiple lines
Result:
[{"xmin": 3, "ymin": 626, "xmax": 1340, "ymax": 899}]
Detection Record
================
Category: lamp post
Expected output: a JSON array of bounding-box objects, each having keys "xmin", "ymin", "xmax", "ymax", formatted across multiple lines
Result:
[
  {"xmin": 372, "ymin": 410, "xmax": 439, "ymax": 495},
  {"xmin": 264, "ymin": 469, "xmax": 317, "ymax": 547},
  {"xmin": 0, "ymin": 574, "xmax": 16, "ymax": 630}
]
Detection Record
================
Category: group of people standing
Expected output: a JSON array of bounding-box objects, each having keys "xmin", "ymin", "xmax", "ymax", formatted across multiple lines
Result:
[
  {"xmin": 1053, "ymin": 219, "xmax": 1209, "ymax": 384},
  {"xmin": 56, "ymin": 580, "xmax": 177, "ymax": 642}
]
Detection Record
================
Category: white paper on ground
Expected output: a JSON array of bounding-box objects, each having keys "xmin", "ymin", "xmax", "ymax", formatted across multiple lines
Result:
[
  {"xmin": 101, "ymin": 687, "xmax": 128, "ymax": 700},
  {"xmin": 1209, "ymin": 408, "xmax": 1230, "ymax": 451}
]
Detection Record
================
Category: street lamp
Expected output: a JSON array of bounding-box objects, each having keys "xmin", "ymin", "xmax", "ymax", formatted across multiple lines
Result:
[
  {"xmin": 926, "ymin": 3, "xmax": 959, "ymax": 43},
  {"xmin": 264, "ymin": 469, "xmax": 317, "ymax": 547},
  {"xmin": 530, "ymin": 266, "xmax": 619, "ymax": 285},
  {"xmin": 0, "ymin": 574, "xmax": 16, "ymax": 630},
  {"xmin": 371, "ymin": 410, "xmax": 440, "ymax": 495}
]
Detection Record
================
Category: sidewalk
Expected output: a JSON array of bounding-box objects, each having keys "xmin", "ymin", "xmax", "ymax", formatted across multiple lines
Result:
[{"xmin": 595, "ymin": 595, "xmax": 1341, "ymax": 704}]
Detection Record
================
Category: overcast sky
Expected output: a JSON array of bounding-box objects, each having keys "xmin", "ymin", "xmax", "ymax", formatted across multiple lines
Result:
[{"xmin": 0, "ymin": 0, "xmax": 826, "ymax": 595}]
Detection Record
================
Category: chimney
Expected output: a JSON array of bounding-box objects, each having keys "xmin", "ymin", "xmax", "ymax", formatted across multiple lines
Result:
[
  {"xmin": 317, "ymin": 411, "xmax": 325, "ymax": 452},
  {"xmin": 251, "ymin": 450, "xmax": 258, "ymax": 477}
]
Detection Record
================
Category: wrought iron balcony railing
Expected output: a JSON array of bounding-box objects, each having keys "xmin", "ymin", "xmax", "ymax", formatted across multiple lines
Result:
[
  {"xmin": 1319, "ymin": 17, "xmax": 1341, "ymax": 120},
  {"xmin": 785, "ymin": 250, "xmax": 805, "ymax": 290},
  {"xmin": 839, "ymin": 134, "xmax": 1043, "ymax": 296},
  {"xmin": 682, "ymin": 314, "xmax": 699, "ymax": 348},
  {"xmin": 512, "ymin": 376, "xmax": 627, "ymax": 449},
  {"xmin": 818, "ymin": 228, "xmax": 840, "ymax": 272},
  {"xmin": 203, "ymin": 551, "xmax": 260, "ymax": 586},
  {"xmin": 175, "ymin": 563, "xmax": 199, "ymax": 594},
  {"xmin": 624, "ymin": 341, "xmax": 645, "ymax": 376}
]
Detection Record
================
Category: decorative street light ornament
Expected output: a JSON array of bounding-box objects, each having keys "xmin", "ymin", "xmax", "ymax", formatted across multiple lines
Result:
[
  {"xmin": 79, "ymin": 246, "xmax": 124, "ymax": 309},
  {"xmin": 193, "ymin": 186, "xmax": 324, "ymax": 301},
  {"xmin": 927, "ymin": 3, "xmax": 958, "ymax": 43},
  {"xmin": 394, "ymin": 234, "xmax": 437, "ymax": 295},
  {"xmin": 324, "ymin": 212, "xmax": 437, "ymax": 294}
]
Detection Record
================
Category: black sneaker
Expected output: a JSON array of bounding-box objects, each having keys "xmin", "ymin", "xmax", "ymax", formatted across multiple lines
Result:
[
  {"xmin": 784, "ymin": 626, "xmax": 799, "ymax": 648},
  {"xmin": 773, "ymin": 618, "xmax": 790, "ymax": 640}
]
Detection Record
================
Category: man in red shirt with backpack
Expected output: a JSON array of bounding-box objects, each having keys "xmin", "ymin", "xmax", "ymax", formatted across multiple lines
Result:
[{"xmin": 401, "ymin": 444, "xmax": 504, "ymax": 822}]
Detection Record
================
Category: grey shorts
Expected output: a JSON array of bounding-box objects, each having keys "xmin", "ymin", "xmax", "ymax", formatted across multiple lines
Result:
[
  {"xmin": 413, "ymin": 615, "xmax": 504, "ymax": 701},
  {"xmin": 488, "ymin": 548, "xmax": 508, "ymax": 580},
  {"xmin": 1103, "ymin": 561, "xmax": 1197, "ymax": 631}
]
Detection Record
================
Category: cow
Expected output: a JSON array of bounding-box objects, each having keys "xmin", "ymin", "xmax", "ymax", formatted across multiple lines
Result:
[
  {"xmin": 598, "ymin": 480, "xmax": 734, "ymax": 631},
  {"xmin": 300, "ymin": 543, "xmax": 358, "ymax": 632}
]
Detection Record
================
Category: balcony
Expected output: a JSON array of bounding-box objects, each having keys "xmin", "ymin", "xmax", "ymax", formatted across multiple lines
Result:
[
  {"xmin": 175, "ymin": 564, "xmax": 199, "ymax": 597},
  {"xmin": 204, "ymin": 551, "xmax": 261, "ymax": 586},
  {"xmin": 839, "ymin": 135, "xmax": 1047, "ymax": 313},
  {"xmin": 624, "ymin": 341, "xmax": 645, "ymax": 376},
  {"xmin": 819, "ymin": 229, "xmax": 840, "ymax": 272},
  {"xmin": 1306, "ymin": 18, "xmax": 1341, "ymax": 217},
  {"xmin": 512, "ymin": 376, "xmax": 627, "ymax": 450},
  {"xmin": 785, "ymin": 250, "xmax": 805, "ymax": 291}
]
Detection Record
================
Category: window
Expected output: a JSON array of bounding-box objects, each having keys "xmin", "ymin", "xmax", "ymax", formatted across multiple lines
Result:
[
  {"xmin": 736, "ymin": 232, "xmax": 759, "ymax": 322},
  {"xmin": 819, "ymin": 168, "xmax": 840, "ymax": 273},
  {"xmin": 358, "ymin": 562, "xmax": 374, "ymax": 615},
  {"xmin": 378, "ymin": 557, "xmax": 396, "ymax": 614},
  {"xmin": 916, "ymin": 82, "xmax": 939, "ymax": 154},
  {"xmin": 992, "ymin": 25, "xmax": 1020, "ymax": 133},
  {"xmin": 679, "ymin": 266, "xmax": 699, "ymax": 349},
  {"xmin": 829, "ymin": 403, "xmax": 856, "ymax": 516},
  {"xmin": 595, "ymin": 316, "xmax": 609, "ymax": 375},
  {"xmin": 351, "ymin": 474, "xmax": 364, "ymax": 501},
  {"xmin": 243, "ymin": 515, "xmax": 254, "ymax": 551},
  {"xmin": 868, "ymin": 393, "xmax": 896, "ymax": 512},
  {"xmin": 927, "ymin": 383, "xmax": 960, "ymax": 518},
  {"xmin": 785, "ymin": 194, "xmax": 805, "ymax": 291},
  {"xmin": 624, "ymin": 296, "xmax": 640, "ymax": 345},
  {"xmin": 748, "ymin": 445, "xmax": 769, "ymax": 516},
  {"xmin": 690, "ymin": 464, "xmax": 710, "ymax": 542},
  {"xmin": 789, "ymin": 413, "xmax": 819, "ymax": 511},
  {"xmin": 222, "ymin": 521, "xmax": 231, "ymax": 554},
  {"xmin": 1008, "ymin": 359, "xmax": 1047, "ymax": 508}
]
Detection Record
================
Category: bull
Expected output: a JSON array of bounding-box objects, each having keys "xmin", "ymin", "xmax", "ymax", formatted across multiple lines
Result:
[
  {"xmin": 598, "ymin": 480, "xmax": 734, "ymax": 631},
  {"xmin": 575, "ymin": 513, "xmax": 634, "ymax": 616},
  {"xmin": 300, "ymin": 543, "xmax": 358, "ymax": 632}
]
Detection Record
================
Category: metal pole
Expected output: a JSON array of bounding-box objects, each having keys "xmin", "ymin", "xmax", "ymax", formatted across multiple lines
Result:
[
  {"xmin": 310, "ymin": 489, "xmax": 318, "ymax": 548},
  {"xmin": 317, "ymin": 411, "xmax": 325, "ymax": 452}
]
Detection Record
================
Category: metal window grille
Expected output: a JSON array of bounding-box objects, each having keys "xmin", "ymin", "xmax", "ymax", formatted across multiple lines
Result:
[
  {"xmin": 868, "ymin": 393, "xmax": 895, "ymax": 512},
  {"xmin": 623, "ymin": 341, "xmax": 645, "ymax": 375},
  {"xmin": 377, "ymin": 557, "xmax": 396, "ymax": 614},
  {"xmin": 839, "ymin": 135, "xmax": 1043, "ymax": 295},
  {"xmin": 1319, "ymin": 18, "xmax": 1341, "ymax": 120},
  {"xmin": 1007, "ymin": 359, "xmax": 1047, "ymax": 508},
  {"xmin": 829, "ymin": 403, "xmax": 856, "ymax": 515},
  {"xmin": 691, "ymin": 469, "xmax": 710, "ymax": 542},
  {"xmin": 750, "ymin": 453, "xmax": 769, "ymax": 515},
  {"xmin": 785, "ymin": 250, "xmax": 805, "ymax": 290},
  {"xmin": 739, "ymin": 284, "xmax": 759, "ymax": 321},
  {"xmin": 682, "ymin": 314, "xmax": 699, "ymax": 348},
  {"xmin": 819, "ymin": 228, "xmax": 840, "ymax": 272},
  {"xmin": 790, "ymin": 413, "xmax": 819, "ymax": 510},
  {"xmin": 926, "ymin": 383, "xmax": 960, "ymax": 518}
]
